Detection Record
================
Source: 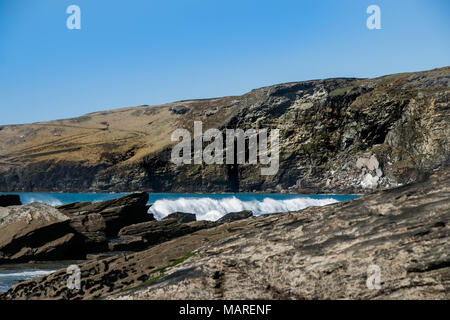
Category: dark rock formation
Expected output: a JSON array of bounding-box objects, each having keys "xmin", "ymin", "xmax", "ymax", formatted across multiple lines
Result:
[
  {"xmin": 65, "ymin": 212, "xmax": 108, "ymax": 252},
  {"xmin": 118, "ymin": 219, "xmax": 215, "ymax": 247},
  {"xmin": 216, "ymin": 210, "xmax": 253, "ymax": 224},
  {"xmin": 56, "ymin": 193, "xmax": 152, "ymax": 252},
  {"xmin": 107, "ymin": 235, "xmax": 148, "ymax": 252},
  {"xmin": 169, "ymin": 105, "xmax": 190, "ymax": 114},
  {"xmin": 205, "ymin": 107, "xmax": 219, "ymax": 116},
  {"xmin": 85, "ymin": 252, "xmax": 134, "ymax": 261},
  {"xmin": 0, "ymin": 219, "xmax": 248, "ymax": 299},
  {"xmin": 0, "ymin": 203, "xmax": 83, "ymax": 263},
  {"xmin": 0, "ymin": 195, "xmax": 21, "ymax": 207},
  {"xmin": 59, "ymin": 193, "xmax": 152, "ymax": 235},
  {"xmin": 162, "ymin": 212, "xmax": 196, "ymax": 223},
  {"xmin": 0, "ymin": 67, "xmax": 448, "ymax": 193},
  {"xmin": 56, "ymin": 202, "xmax": 92, "ymax": 214},
  {"xmin": 3, "ymin": 167, "xmax": 448, "ymax": 300}
]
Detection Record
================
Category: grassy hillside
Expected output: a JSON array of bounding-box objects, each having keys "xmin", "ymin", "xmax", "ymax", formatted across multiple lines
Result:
[{"xmin": 0, "ymin": 67, "xmax": 448, "ymax": 193}]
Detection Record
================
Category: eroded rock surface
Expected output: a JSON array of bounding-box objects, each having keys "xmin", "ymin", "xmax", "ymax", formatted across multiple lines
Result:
[
  {"xmin": 2, "ymin": 167, "xmax": 449, "ymax": 299},
  {"xmin": 216, "ymin": 210, "xmax": 253, "ymax": 224},
  {"xmin": 111, "ymin": 168, "xmax": 449, "ymax": 300},
  {"xmin": 0, "ymin": 203, "xmax": 83, "ymax": 263},
  {"xmin": 57, "ymin": 193, "xmax": 152, "ymax": 252},
  {"xmin": 162, "ymin": 212, "xmax": 196, "ymax": 223},
  {"xmin": 1, "ymin": 218, "xmax": 255, "ymax": 299},
  {"xmin": 118, "ymin": 219, "xmax": 216, "ymax": 247}
]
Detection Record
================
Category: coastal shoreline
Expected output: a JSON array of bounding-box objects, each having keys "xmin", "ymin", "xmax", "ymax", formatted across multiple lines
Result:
[{"xmin": 1, "ymin": 166, "xmax": 448, "ymax": 299}]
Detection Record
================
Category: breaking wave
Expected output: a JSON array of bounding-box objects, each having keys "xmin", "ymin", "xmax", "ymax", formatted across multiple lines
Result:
[
  {"xmin": 20, "ymin": 194, "xmax": 63, "ymax": 206},
  {"xmin": 0, "ymin": 270, "xmax": 56, "ymax": 278},
  {"xmin": 0, "ymin": 269, "xmax": 56, "ymax": 292},
  {"xmin": 149, "ymin": 196, "xmax": 339, "ymax": 221},
  {"xmin": 2, "ymin": 192, "xmax": 354, "ymax": 223}
]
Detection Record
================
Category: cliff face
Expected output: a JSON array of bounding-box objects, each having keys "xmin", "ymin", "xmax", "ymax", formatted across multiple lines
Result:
[{"xmin": 0, "ymin": 67, "xmax": 448, "ymax": 193}]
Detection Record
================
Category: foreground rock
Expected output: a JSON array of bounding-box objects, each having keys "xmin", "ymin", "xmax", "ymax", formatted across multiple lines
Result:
[
  {"xmin": 112, "ymin": 169, "xmax": 449, "ymax": 300},
  {"xmin": 162, "ymin": 212, "xmax": 196, "ymax": 223},
  {"xmin": 0, "ymin": 195, "xmax": 21, "ymax": 207},
  {"xmin": 57, "ymin": 193, "xmax": 153, "ymax": 252},
  {"xmin": 0, "ymin": 203, "xmax": 82, "ymax": 263},
  {"xmin": 56, "ymin": 202, "xmax": 91, "ymax": 214},
  {"xmin": 0, "ymin": 193, "xmax": 157, "ymax": 262},
  {"xmin": 118, "ymin": 219, "xmax": 216, "ymax": 247},
  {"xmin": 2, "ymin": 168, "xmax": 449, "ymax": 299},
  {"xmin": 107, "ymin": 210, "xmax": 255, "ymax": 251},
  {"xmin": 216, "ymin": 210, "xmax": 253, "ymax": 224},
  {"xmin": 1, "ymin": 219, "xmax": 253, "ymax": 299},
  {"xmin": 107, "ymin": 235, "xmax": 148, "ymax": 252}
]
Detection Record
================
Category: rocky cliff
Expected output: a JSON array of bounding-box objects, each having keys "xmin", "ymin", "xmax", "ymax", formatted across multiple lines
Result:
[{"xmin": 0, "ymin": 67, "xmax": 448, "ymax": 193}]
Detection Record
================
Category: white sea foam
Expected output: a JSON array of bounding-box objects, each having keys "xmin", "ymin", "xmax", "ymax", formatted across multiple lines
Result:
[
  {"xmin": 149, "ymin": 196, "xmax": 338, "ymax": 221},
  {"xmin": 0, "ymin": 270, "xmax": 56, "ymax": 278},
  {"xmin": 0, "ymin": 269, "xmax": 56, "ymax": 292},
  {"xmin": 21, "ymin": 194, "xmax": 63, "ymax": 206}
]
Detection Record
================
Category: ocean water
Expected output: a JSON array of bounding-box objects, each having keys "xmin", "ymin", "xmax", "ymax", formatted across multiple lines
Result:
[
  {"xmin": 0, "ymin": 261, "xmax": 84, "ymax": 292},
  {"xmin": 0, "ymin": 269, "xmax": 56, "ymax": 292},
  {"xmin": 0, "ymin": 192, "xmax": 359, "ymax": 291},
  {"xmin": 0, "ymin": 192, "xmax": 359, "ymax": 221}
]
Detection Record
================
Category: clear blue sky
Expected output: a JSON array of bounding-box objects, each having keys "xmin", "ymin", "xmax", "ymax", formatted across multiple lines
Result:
[{"xmin": 0, "ymin": 0, "xmax": 449, "ymax": 125}]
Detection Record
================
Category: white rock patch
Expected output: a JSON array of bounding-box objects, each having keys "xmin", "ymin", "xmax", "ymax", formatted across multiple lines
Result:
[
  {"xmin": 356, "ymin": 155, "xmax": 383, "ymax": 189},
  {"xmin": 361, "ymin": 173, "xmax": 379, "ymax": 188}
]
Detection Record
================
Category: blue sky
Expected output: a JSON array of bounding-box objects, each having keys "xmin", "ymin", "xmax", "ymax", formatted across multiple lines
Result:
[{"xmin": 0, "ymin": 0, "xmax": 449, "ymax": 125}]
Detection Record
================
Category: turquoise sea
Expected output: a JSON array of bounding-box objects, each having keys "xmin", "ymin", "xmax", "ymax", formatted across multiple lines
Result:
[{"xmin": 0, "ymin": 192, "xmax": 359, "ymax": 220}]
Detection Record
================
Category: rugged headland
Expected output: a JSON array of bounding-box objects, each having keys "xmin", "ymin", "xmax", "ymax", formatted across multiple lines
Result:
[
  {"xmin": 0, "ymin": 67, "xmax": 448, "ymax": 300},
  {"xmin": 0, "ymin": 67, "xmax": 448, "ymax": 193},
  {"xmin": 0, "ymin": 166, "xmax": 448, "ymax": 300}
]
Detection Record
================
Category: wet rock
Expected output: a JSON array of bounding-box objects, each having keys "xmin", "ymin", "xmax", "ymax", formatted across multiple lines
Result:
[
  {"xmin": 0, "ymin": 195, "xmax": 21, "ymax": 207},
  {"xmin": 216, "ymin": 210, "xmax": 253, "ymax": 224},
  {"xmin": 162, "ymin": 212, "xmax": 196, "ymax": 223},
  {"xmin": 57, "ymin": 193, "xmax": 153, "ymax": 252}
]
